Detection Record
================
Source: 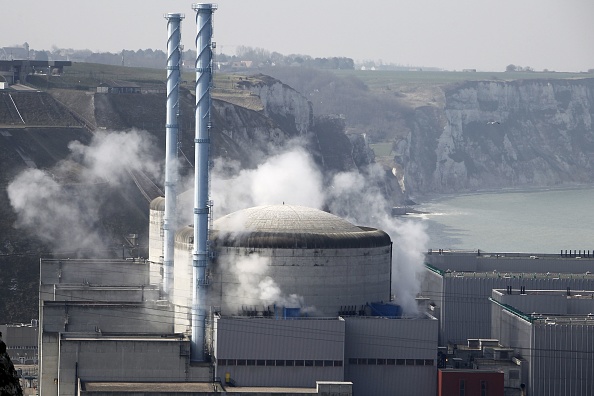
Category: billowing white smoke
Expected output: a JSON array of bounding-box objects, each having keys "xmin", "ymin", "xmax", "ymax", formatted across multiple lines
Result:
[
  {"xmin": 7, "ymin": 167, "xmax": 106, "ymax": 256},
  {"xmin": 7, "ymin": 129, "xmax": 161, "ymax": 256},
  {"xmin": 209, "ymin": 142, "xmax": 429, "ymax": 316},
  {"xmin": 68, "ymin": 129, "xmax": 161, "ymax": 184},
  {"xmin": 217, "ymin": 253, "xmax": 312, "ymax": 313},
  {"xmin": 210, "ymin": 145, "xmax": 325, "ymax": 217},
  {"xmin": 325, "ymin": 164, "xmax": 429, "ymax": 315}
]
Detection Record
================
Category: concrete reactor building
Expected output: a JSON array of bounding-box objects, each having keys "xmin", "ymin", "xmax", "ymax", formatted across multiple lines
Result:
[{"xmin": 38, "ymin": 4, "xmax": 438, "ymax": 396}]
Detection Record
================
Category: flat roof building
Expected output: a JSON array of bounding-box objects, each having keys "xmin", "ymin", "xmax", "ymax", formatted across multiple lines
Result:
[
  {"xmin": 490, "ymin": 288, "xmax": 594, "ymax": 396},
  {"xmin": 422, "ymin": 250, "xmax": 594, "ymax": 344}
]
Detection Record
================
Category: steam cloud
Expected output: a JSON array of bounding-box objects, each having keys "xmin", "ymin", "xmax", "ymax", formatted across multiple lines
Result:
[
  {"xmin": 217, "ymin": 253, "xmax": 313, "ymax": 314},
  {"xmin": 209, "ymin": 145, "xmax": 324, "ymax": 218},
  {"xmin": 209, "ymin": 140, "xmax": 429, "ymax": 316},
  {"xmin": 325, "ymin": 163, "xmax": 429, "ymax": 315},
  {"xmin": 7, "ymin": 126, "xmax": 429, "ymax": 315},
  {"xmin": 7, "ymin": 129, "xmax": 161, "ymax": 256}
]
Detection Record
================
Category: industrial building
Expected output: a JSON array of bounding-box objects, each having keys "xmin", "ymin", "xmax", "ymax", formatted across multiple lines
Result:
[
  {"xmin": 422, "ymin": 250, "xmax": 594, "ymax": 344},
  {"xmin": 0, "ymin": 323, "xmax": 38, "ymax": 364},
  {"xmin": 437, "ymin": 369, "xmax": 504, "ymax": 396},
  {"xmin": 38, "ymin": 203, "xmax": 438, "ymax": 395},
  {"xmin": 490, "ymin": 288, "xmax": 594, "ymax": 396},
  {"xmin": 37, "ymin": 4, "xmax": 439, "ymax": 396}
]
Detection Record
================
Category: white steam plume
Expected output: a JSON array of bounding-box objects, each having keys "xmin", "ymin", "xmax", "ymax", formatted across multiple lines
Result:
[
  {"xmin": 216, "ymin": 253, "xmax": 313, "ymax": 314},
  {"xmin": 7, "ymin": 129, "xmax": 161, "ymax": 256},
  {"xmin": 178, "ymin": 144, "xmax": 325, "ymax": 223},
  {"xmin": 207, "ymin": 141, "xmax": 429, "ymax": 316},
  {"xmin": 326, "ymin": 163, "xmax": 428, "ymax": 315},
  {"xmin": 69, "ymin": 129, "xmax": 161, "ymax": 183}
]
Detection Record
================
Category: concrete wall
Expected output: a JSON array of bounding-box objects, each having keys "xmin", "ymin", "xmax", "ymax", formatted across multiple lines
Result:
[
  {"xmin": 40, "ymin": 260, "xmax": 150, "ymax": 291},
  {"xmin": 39, "ymin": 257, "xmax": 183, "ymax": 396},
  {"xmin": 344, "ymin": 316, "xmax": 438, "ymax": 396},
  {"xmin": 42, "ymin": 303, "xmax": 174, "ymax": 334},
  {"xmin": 39, "ymin": 332, "xmax": 60, "ymax": 396},
  {"xmin": 214, "ymin": 317, "xmax": 345, "ymax": 387},
  {"xmin": 45, "ymin": 285, "xmax": 159, "ymax": 303},
  {"xmin": 148, "ymin": 205, "xmax": 164, "ymax": 265},
  {"xmin": 209, "ymin": 245, "xmax": 392, "ymax": 317},
  {"xmin": 57, "ymin": 338, "xmax": 199, "ymax": 396},
  {"xmin": 172, "ymin": 242, "xmax": 192, "ymax": 334}
]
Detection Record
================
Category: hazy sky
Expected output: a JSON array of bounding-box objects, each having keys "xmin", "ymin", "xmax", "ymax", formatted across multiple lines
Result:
[{"xmin": 2, "ymin": 0, "xmax": 593, "ymax": 72}]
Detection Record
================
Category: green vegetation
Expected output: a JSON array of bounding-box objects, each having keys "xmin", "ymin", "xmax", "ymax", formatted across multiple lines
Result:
[
  {"xmin": 331, "ymin": 69, "xmax": 594, "ymax": 92},
  {"xmin": 28, "ymin": 62, "xmax": 253, "ymax": 93}
]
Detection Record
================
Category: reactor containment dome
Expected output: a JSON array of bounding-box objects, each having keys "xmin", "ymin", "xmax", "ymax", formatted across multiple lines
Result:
[{"xmin": 203, "ymin": 204, "xmax": 393, "ymax": 316}]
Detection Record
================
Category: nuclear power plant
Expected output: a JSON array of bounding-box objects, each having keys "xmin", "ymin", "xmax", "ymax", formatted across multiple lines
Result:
[
  {"xmin": 34, "ymin": 4, "xmax": 594, "ymax": 396},
  {"xmin": 37, "ymin": 4, "xmax": 438, "ymax": 396}
]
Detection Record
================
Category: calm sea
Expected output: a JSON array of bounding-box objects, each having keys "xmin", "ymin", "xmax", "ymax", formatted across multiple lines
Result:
[{"xmin": 410, "ymin": 186, "xmax": 594, "ymax": 254}]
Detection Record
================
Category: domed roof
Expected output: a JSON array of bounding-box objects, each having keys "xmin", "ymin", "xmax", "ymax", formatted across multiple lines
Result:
[
  {"xmin": 149, "ymin": 196, "xmax": 165, "ymax": 211},
  {"xmin": 214, "ymin": 205, "xmax": 362, "ymax": 234},
  {"xmin": 212, "ymin": 205, "xmax": 391, "ymax": 249}
]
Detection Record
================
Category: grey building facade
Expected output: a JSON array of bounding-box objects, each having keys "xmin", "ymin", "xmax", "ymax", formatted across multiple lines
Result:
[
  {"xmin": 422, "ymin": 251, "xmax": 594, "ymax": 344},
  {"xmin": 491, "ymin": 288, "xmax": 594, "ymax": 396},
  {"xmin": 214, "ymin": 315, "xmax": 438, "ymax": 396}
]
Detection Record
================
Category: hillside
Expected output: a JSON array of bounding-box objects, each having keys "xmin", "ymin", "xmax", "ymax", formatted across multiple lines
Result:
[
  {"xmin": 0, "ymin": 65, "xmax": 366, "ymax": 322},
  {"xmin": 2, "ymin": 63, "xmax": 594, "ymax": 322}
]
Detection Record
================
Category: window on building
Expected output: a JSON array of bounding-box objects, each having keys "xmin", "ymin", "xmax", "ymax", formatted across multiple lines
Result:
[
  {"xmin": 358, "ymin": 358, "xmax": 367, "ymax": 365},
  {"xmin": 334, "ymin": 360, "xmax": 343, "ymax": 367},
  {"xmin": 285, "ymin": 360, "xmax": 294, "ymax": 366},
  {"xmin": 218, "ymin": 359, "xmax": 226, "ymax": 365},
  {"xmin": 276, "ymin": 360, "xmax": 285, "ymax": 366},
  {"xmin": 405, "ymin": 359, "xmax": 415, "ymax": 366},
  {"xmin": 295, "ymin": 360, "xmax": 305, "ymax": 367},
  {"xmin": 396, "ymin": 359, "xmax": 405, "ymax": 365},
  {"xmin": 415, "ymin": 359, "xmax": 425, "ymax": 366},
  {"xmin": 236, "ymin": 359, "xmax": 246, "ymax": 366},
  {"xmin": 459, "ymin": 379, "xmax": 465, "ymax": 396},
  {"xmin": 425, "ymin": 359, "xmax": 434, "ymax": 366},
  {"xmin": 314, "ymin": 360, "xmax": 323, "ymax": 367},
  {"xmin": 377, "ymin": 358, "xmax": 386, "ymax": 365},
  {"xmin": 266, "ymin": 360, "xmax": 275, "ymax": 366},
  {"xmin": 246, "ymin": 359, "xmax": 255, "ymax": 366},
  {"xmin": 368, "ymin": 358, "xmax": 377, "ymax": 365},
  {"xmin": 304, "ymin": 360, "xmax": 313, "ymax": 367},
  {"xmin": 387, "ymin": 359, "xmax": 396, "ymax": 365},
  {"xmin": 256, "ymin": 360, "xmax": 265, "ymax": 366},
  {"xmin": 324, "ymin": 360, "xmax": 334, "ymax": 367},
  {"xmin": 348, "ymin": 358, "xmax": 357, "ymax": 365}
]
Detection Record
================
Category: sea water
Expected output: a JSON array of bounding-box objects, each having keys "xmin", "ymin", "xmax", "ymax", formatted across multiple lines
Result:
[{"xmin": 409, "ymin": 186, "xmax": 594, "ymax": 254}]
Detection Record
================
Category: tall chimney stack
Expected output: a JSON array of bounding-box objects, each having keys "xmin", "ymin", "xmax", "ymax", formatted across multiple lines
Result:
[
  {"xmin": 163, "ymin": 12, "xmax": 184, "ymax": 298},
  {"xmin": 191, "ymin": 2, "xmax": 216, "ymax": 362}
]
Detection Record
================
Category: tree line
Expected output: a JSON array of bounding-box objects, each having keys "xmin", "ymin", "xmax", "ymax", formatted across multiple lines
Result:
[{"xmin": 28, "ymin": 45, "xmax": 354, "ymax": 71}]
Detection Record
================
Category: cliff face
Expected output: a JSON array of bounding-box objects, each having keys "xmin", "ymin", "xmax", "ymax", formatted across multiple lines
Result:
[
  {"xmin": 238, "ymin": 74, "xmax": 313, "ymax": 137},
  {"xmin": 399, "ymin": 78, "xmax": 594, "ymax": 195}
]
